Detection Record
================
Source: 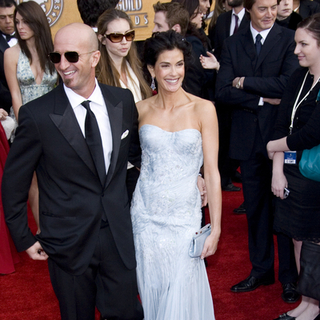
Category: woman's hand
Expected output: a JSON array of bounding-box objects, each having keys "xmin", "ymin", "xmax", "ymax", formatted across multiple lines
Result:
[
  {"xmin": 271, "ymin": 171, "xmax": 288, "ymax": 199},
  {"xmin": 0, "ymin": 108, "xmax": 8, "ymax": 120},
  {"xmin": 200, "ymin": 51, "xmax": 220, "ymax": 71},
  {"xmin": 201, "ymin": 232, "xmax": 220, "ymax": 259}
]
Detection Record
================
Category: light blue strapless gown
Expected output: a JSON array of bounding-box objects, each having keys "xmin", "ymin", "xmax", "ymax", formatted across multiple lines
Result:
[{"xmin": 131, "ymin": 124, "xmax": 215, "ymax": 320}]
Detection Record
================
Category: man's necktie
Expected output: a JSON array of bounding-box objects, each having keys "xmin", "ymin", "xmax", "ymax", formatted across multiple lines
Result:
[
  {"xmin": 233, "ymin": 14, "xmax": 239, "ymax": 35},
  {"xmin": 255, "ymin": 34, "xmax": 262, "ymax": 56},
  {"xmin": 2, "ymin": 32, "xmax": 15, "ymax": 42},
  {"xmin": 81, "ymin": 100, "xmax": 106, "ymax": 186}
]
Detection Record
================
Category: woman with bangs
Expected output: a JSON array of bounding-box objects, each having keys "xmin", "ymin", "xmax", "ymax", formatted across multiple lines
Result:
[
  {"xmin": 4, "ymin": 1, "xmax": 57, "ymax": 231},
  {"xmin": 96, "ymin": 8, "xmax": 152, "ymax": 200}
]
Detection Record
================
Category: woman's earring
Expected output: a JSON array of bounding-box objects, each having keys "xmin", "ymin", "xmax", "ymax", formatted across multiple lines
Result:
[{"xmin": 151, "ymin": 77, "xmax": 156, "ymax": 91}]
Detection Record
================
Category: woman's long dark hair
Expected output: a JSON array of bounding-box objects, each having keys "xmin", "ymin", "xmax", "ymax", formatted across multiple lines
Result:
[
  {"xmin": 14, "ymin": 1, "xmax": 55, "ymax": 75},
  {"xmin": 172, "ymin": 0, "xmax": 209, "ymax": 49}
]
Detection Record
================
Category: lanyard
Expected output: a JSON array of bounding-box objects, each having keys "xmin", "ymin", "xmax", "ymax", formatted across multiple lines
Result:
[{"xmin": 290, "ymin": 71, "xmax": 320, "ymax": 134}]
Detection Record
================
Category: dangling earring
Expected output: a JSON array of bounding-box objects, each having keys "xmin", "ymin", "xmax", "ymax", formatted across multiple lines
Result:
[{"xmin": 151, "ymin": 77, "xmax": 156, "ymax": 91}]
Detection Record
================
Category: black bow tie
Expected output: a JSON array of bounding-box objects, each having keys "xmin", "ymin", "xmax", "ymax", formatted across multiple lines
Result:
[{"xmin": 1, "ymin": 32, "xmax": 15, "ymax": 42}]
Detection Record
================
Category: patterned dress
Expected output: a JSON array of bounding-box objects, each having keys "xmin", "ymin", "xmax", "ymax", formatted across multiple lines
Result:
[
  {"xmin": 131, "ymin": 124, "xmax": 215, "ymax": 320},
  {"xmin": 10, "ymin": 50, "xmax": 57, "ymax": 142},
  {"xmin": 17, "ymin": 50, "xmax": 57, "ymax": 104}
]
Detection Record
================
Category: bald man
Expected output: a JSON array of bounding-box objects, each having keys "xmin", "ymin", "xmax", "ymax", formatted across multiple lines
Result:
[{"xmin": 2, "ymin": 23, "xmax": 143, "ymax": 320}]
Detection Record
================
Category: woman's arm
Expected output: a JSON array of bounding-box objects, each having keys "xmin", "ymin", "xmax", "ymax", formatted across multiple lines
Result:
[
  {"xmin": 271, "ymin": 151, "xmax": 288, "ymax": 199},
  {"xmin": 199, "ymin": 100, "xmax": 222, "ymax": 259},
  {"xmin": 4, "ymin": 46, "xmax": 22, "ymax": 119},
  {"xmin": 267, "ymin": 137, "xmax": 289, "ymax": 159}
]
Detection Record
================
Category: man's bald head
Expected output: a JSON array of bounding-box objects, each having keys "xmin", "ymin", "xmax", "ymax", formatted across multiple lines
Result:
[
  {"xmin": 54, "ymin": 23, "xmax": 99, "ymax": 52},
  {"xmin": 53, "ymin": 23, "xmax": 100, "ymax": 98}
]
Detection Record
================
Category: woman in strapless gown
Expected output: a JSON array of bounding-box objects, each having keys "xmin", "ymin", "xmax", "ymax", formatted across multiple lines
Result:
[
  {"xmin": 130, "ymin": 30, "xmax": 221, "ymax": 320},
  {"xmin": 4, "ymin": 2, "xmax": 57, "ymax": 231}
]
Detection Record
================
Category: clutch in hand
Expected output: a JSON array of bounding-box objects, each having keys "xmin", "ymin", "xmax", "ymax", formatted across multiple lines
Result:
[{"xmin": 189, "ymin": 224, "xmax": 211, "ymax": 258}]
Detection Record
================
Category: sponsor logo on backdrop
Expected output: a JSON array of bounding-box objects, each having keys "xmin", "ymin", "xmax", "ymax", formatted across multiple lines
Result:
[
  {"xmin": 117, "ymin": 0, "xmax": 148, "ymax": 28},
  {"xmin": 16, "ymin": 0, "xmax": 64, "ymax": 27}
]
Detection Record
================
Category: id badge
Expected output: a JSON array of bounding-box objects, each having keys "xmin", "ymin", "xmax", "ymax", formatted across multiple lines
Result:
[{"xmin": 284, "ymin": 151, "xmax": 296, "ymax": 164}]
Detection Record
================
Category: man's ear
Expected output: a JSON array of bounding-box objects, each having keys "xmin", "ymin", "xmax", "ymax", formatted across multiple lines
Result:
[
  {"xmin": 171, "ymin": 24, "xmax": 182, "ymax": 34},
  {"xmin": 147, "ymin": 65, "xmax": 155, "ymax": 78},
  {"xmin": 91, "ymin": 50, "xmax": 101, "ymax": 68}
]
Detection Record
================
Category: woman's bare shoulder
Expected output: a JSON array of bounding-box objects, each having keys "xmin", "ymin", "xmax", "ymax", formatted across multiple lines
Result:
[
  {"xmin": 4, "ymin": 44, "xmax": 20, "ymax": 62},
  {"xmin": 185, "ymin": 93, "xmax": 215, "ymax": 113},
  {"xmin": 136, "ymin": 95, "xmax": 157, "ymax": 112}
]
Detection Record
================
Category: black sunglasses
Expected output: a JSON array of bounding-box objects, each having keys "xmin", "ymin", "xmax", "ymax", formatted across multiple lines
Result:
[
  {"xmin": 49, "ymin": 51, "xmax": 95, "ymax": 64},
  {"xmin": 104, "ymin": 30, "xmax": 135, "ymax": 43}
]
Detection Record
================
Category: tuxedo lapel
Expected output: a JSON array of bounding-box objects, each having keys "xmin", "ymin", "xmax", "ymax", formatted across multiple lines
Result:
[
  {"xmin": 49, "ymin": 85, "xmax": 97, "ymax": 177},
  {"xmin": 239, "ymin": 14, "xmax": 249, "ymax": 31},
  {"xmin": 255, "ymin": 24, "xmax": 281, "ymax": 71},
  {"xmin": 101, "ymin": 86, "xmax": 123, "ymax": 189},
  {"xmin": 241, "ymin": 29, "xmax": 256, "ymax": 70},
  {"xmin": 224, "ymin": 12, "xmax": 232, "ymax": 38},
  {"xmin": 0, "ymin": 36, "xmax": 9, "ymax": 53}
]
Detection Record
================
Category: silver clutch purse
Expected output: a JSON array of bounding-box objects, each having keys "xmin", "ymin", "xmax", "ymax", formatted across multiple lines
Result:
[{"xmin": 189, "ymin": 223, "xmax": 211, "ymax": 258}]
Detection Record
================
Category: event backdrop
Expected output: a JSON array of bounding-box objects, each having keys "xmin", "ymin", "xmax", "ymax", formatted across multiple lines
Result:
[{"xmin": 15, "ymin": 0, "xmax": 158, "ymax": 40}]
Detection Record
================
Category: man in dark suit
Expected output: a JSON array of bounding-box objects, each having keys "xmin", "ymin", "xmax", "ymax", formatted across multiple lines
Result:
[
  {"xmin": 215, "ymin": 0, "xmax": 300, "ymax": 302},
  {"xmin": 211, "ymin": 0, "xmax": 249, "ymax": 60},
  {"xmin": 2, "ymin": 23, "xmax": 143, "ymax": 320},
  {"xmin": 0, "ymin": 0, "xmax": 16, "ymax": 113},
  {"xmin": 210, "ymin": 0, "xmax": 250, "ymax": 194}
]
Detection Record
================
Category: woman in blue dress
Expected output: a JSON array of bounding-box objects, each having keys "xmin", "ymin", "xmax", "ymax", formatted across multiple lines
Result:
[
  {"xmin": 130, "ymin": 30, "xmax": 221, "ymax": 320},
  {"xmin": 4, "ymin": 1, "xmax": 57, "ymax": 231}
]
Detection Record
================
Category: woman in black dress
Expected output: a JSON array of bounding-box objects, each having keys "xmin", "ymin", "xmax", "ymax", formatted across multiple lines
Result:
[{"xmin": 267, "ymin": 14, "xmax": 320, "ymax": 320}]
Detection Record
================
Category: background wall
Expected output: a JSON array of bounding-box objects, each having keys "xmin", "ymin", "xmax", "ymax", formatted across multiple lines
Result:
[{"xmin": 16, "ymin": 0, "xmax": 158, "ymax": 40}]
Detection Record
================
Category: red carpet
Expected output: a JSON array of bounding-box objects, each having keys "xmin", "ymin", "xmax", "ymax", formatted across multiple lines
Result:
[{"xmin": 0, "ymin": 183, "xmax": 299, "ymax": 320}]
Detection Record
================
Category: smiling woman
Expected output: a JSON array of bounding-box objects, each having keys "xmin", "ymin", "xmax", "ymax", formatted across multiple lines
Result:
[
  {"xmin": 267, "ymin": 13, "xmax": 320, "ymax": 320},
  {"xmin": 131, "ymin": 30, "xmax": 221, "ymax": 320},
  {"xmin": 147, "ymin": 48, "xmax": 185, "ymax": 93}
]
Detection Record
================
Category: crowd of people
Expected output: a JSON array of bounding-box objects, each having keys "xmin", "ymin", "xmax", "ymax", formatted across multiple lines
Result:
[{"xmin": 0, "ymin": 0, "xmax": 320, "ymax": 319}]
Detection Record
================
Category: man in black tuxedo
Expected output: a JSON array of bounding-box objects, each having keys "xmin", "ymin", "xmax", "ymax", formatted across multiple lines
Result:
[
  {"xmin": 211, "ymin": 0, "xmax": 250, "ymax": 194},
  {"xmin": 2, "ymin": 23, "xmax": 143, "ymax": 320},
  {"xmin": 211, "ymin": 0, "xmax": 250, "ymax": 60},
  {"xmin": 0, "ymin": 0, "xmax": 16, "ymax": 113},
  {"xmin": 215, "ymin": 0, "xmax": 300, "ymax": 302}
]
